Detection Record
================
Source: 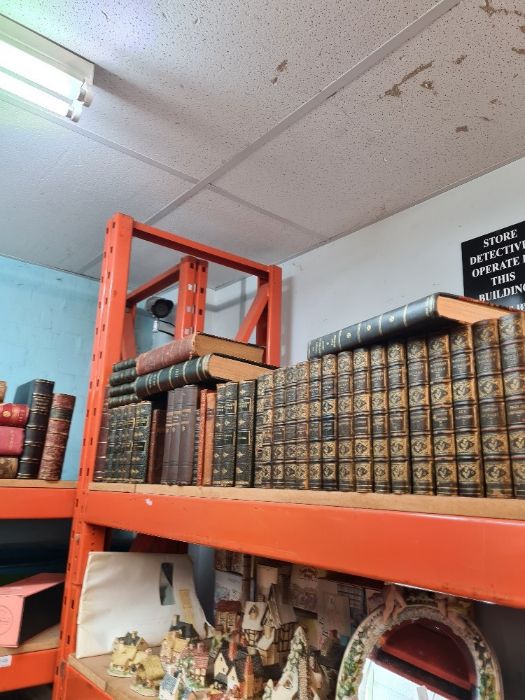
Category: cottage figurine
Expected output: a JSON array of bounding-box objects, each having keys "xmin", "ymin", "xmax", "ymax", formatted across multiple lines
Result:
[
  {"xmin": 131, "ymin": 649, "xmax": 166, "ymax": 697},
  {"xmin": 216, "ymin": 600, "xmax": 243, "ymax": 635},
  {"xmin": 262, "ymin": 627, "xmax": 311, "ymax": 700},
  {"xmin": 107, "ymin": 631, "xmax": 149, "ymax": 677},
  {"xmin": 214, "ymin": 636, "xmax": 265, "ymax": 699}
]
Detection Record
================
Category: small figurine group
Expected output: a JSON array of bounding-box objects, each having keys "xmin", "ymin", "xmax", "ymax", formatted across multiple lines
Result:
[{"xmin": 107, "ymin": 630, "xmax": 165, "ymax": 696}]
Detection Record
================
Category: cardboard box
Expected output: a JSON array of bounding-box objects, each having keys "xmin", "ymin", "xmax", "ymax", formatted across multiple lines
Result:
[{"xmin": 0, "ymin": 573, "xmax": 64, "ymax": 647}]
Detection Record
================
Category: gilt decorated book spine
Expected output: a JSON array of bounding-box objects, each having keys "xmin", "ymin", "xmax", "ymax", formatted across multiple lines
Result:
[
  {"xmin": 284, "ymin": 366, "xmax": 297, "ymax": 489},
  {"xmin": 499, "ymin": 312, "xmax": 525, "ymax": 498},
  {"xmin": 221, "ymin": 382, "xmax": 239, "ymax": 487},
  {"xmin": 321, "ymin": 355, "xmax": 338, "ymax": 490},
  {"xmin": 109, "ymin": 367, "xmax": 137, "ymax": 387},
  {"xmin": 93, "ymin": 389, "xmax": 110, "ymax": 482},
  {"xmin": 104, "ymin": 407, "xmax": 120, "ymax": 482},
  {"xmin": 308, "ymin": 359, "xmax": 323, "ymax": 490},
  {"xmin": 129, "ymin": 402, "xmax": 153, "ymax": 483},
  {"xmin": 387, "ymin": 341, "xmax": 411, "ymax": 494},
  {"xmin": 353, "ymin": 348, "xmax": 373, "ymax": 492},
  {"xmin": 212, "ymin": 384, "xmax": 227, "ymax": 485},
  {"xmin": 407, "ymin": 337, "xmax": 434, "ymax": 495},
  {"xmin": 428, "ymin": 332, "xmax": 458, "ymax": 496},
  {"xmin": 260, "ymin": 373, "xmax": 274, "ymax": 488},
  {"xmin": 135, "ymin": 356, "xmax": 213, "ymax": 399},
  {"xmin": 271, "ymin": 368, "xmax": 286, "ymax": 489},
  {"xmin": 118, "ymin": 404, "xmax": 136, "ymax": 482},
  {"xmin": 178, "ymin": 385, "xmax": 200, "ymax": 485},
  {"xmin": 15, "ymin": 379, "xmax": 54, "ymax": 479},
  {"xmin": 294, "ymin": 361, "xmax": 310, "ymax": 489},
  {"xmin": 371, "ymin": 344, "xmax": 390, "ymax": 493},
  {"xmin": 449, "ymin": 326, "xmax": 484, "ymax": 497},
  {"xmin": 112, "ymin": 358, "xmax": 136, "ymax": 372},
  {"xmin": 337, "ymin": 352, "xmax": 354, "ymax": 491},
  {"xmin": 202, "ymin": 391, "xmax": 217, "ymax": 486},
  {"xmin": 473, "ymin": 318, "xmax": 512, "ymax": 498},
  {"xmin": 0, "ymin": 404, "xmax": 30, "ymax": 428},
  {"xmin": 160, "ymin": 391, "xmax": 176, "ymax": 485},
  {"xmin": 235, "ymin": 380, "xmax": 256, "ymax": 487},
  {"xmin": 146, "ymin": 408, "xmax": 166, "ymax": 484},
  {"xmin": 38, "ymin": 393, "xmax": 76, "ymax": 481}
]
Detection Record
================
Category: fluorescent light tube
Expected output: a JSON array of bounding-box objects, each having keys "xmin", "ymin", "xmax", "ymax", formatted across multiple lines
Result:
[{"xmin": 0, "ymin": 70, "xmax": 82, "ymax": 120}]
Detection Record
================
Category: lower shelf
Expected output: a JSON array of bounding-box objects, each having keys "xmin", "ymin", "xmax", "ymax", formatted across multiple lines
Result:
[
  {"xmin": 66, "ymin": 653, "xmax": 136, "ymax": 700},
  {"xmin": 0, "ymin": 624, "xmax": 59, "ymax": 692},
  {"xmin": 0, "ymin": 480, "xmax": 77, "ymax": 519}
]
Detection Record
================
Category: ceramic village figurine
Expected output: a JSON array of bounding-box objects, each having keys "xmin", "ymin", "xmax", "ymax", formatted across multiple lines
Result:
[
  {"xmin": 107, "ymin": 631, "xmax": 150, "ymax": 677},
  {"xmin": 131, "ymin": 648, "xmax": 166, "ymax": 697},
  {"xmin": 213, "ymin": 635, "xmax": 266, "ymax": 699},
  {"xmin": 262, "ymin": 626, "xmax": 312, "ymax": 700}
]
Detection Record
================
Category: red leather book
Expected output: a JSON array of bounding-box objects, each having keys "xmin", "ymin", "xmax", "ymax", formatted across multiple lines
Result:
[
  {"xmin": 0, "ymin": 427, "xmax": 25, "ymax": 456},
  {"xmin": 0, "ymin": 404, "xmax": 30, "ymax": 428},
  {"xmin": 38, "ymin": 394, "xmax": 76, "ymax": 481}
]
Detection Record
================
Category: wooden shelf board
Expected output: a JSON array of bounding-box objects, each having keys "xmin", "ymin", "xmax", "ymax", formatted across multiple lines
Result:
[
  {"xmin": 0, "ymin": 483, "xmax": 76, "ymax": 519},
  {"xmin": 89, "ymin": 482, "xmax": 525, "ymax": 521},
  {"xmin": 0, "ymin": 479, "xmax": 76, "ymax": 489},
  {"xmin": 0, "ymin": 624, "xmax": 60, "ymax": 656},
  {"xmin": 68, "ymin": 653, "xmax": 141, "ymax": 700}
]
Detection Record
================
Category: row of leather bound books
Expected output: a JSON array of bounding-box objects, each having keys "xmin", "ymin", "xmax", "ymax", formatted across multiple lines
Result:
[{"xmin": 0, "ymin": 378, "xmax": 76, "ymax": 480}]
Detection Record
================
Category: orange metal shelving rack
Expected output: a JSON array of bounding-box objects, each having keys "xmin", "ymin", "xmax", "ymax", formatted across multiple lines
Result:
[{"xmin": 52, "ymin": 213, "xmax": 525, "ymax": 700}]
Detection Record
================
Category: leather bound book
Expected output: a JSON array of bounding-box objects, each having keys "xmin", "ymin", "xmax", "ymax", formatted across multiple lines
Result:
[
  {"xmin": 0, "ymin": 381, "xmax": 6, "ymax": 403},
  {"xmin": 308, "ymin": 359, "xmax": 323, "ymax": 490},
  {"xmin": 161, "ymin": 390, "xmax": 176, "ymax": 485},
  {"xmin": 260, "ymin": 373, "xmax": 275, "ymax": 488},
  {"xmin": 109, "ymin": 367, "xmax": 137, "ymax": 387},
  {"xmin": 108, "ymin": 381, "xmax": 137, "ymax": 398},
  {"xmin": 14, "ymin": 379, "xmax": 54, "ymax": 479},
  {"xmin": 308, "ymin": 293, "xmax": 514, "ymax": 359},
  {"xmin": 202, "ymin": 391, "xmax": 216, "ymax": 486},
  {"xmin": 112, "ymin": 358, "xmax": 136, "ymax": 372},
  {"xmin": 370, "ymin": 345, "xmax": 390, "ymax": 493},
  {"xmin": 129, "ymin": 402, "xmax": 153, "ymax": 483},
  {"xmin": 428, "ymin": 332, "xmax": 458, "ymax": 496},
  {"xmin": 321, "ymin": 355, "xmax": 338, "ymax": 490},
  {"xmin": 196, "ymin": 389, "xmax": 208, "ymax": 486},
  {"xmin": 164, "ymin": 388, "xmax": 185, "ymax": 485},
  {"xmin": 253, "ymin": 376, "xmax": 267, "ymax": 487},
  {"xmin": 499, "ymin": 312, "xmax": 525, "ymax": 498},
  {"xmin": 337, "ymin": 352, "xmax": 354, "ymax": 491},
  {"xmin": 271, "ymin": 368, "xmax": 286, "ymax": 489},
  {"xmin": 116, "ymin": 404, "xmax": 136, "ymax": 481},
  {"xmin": 108, "ymin": 394, "xmax": 140, "ymax": 409},
  {"xmin": 449, "ymin": 326, "xmax": 484, "ymax": 497},
  {"xmin": 104, "ymin": 407, "xmax": 120, "ymax": 482},
  {"xmin": 192, "ymin": 410, "xmax": 201, "ymax": 485},
  {"xmin": 0, "ymin": 404, "xmax": 30, "ymax": 428},
  {"xmin": 221, "ymin": 382, "xmax": 239, "ymax": 487},
  {"xmin": 284, "ymin": 366, "xmax": 298, "ymax": 489},
  {"xmin": 353, "ymin": 348, "xmax": 373, "ymax": 492},
  {"xmin": 93, "ymin": 389, "xmax": 110, "ymax": 482},
  {"xmin": 146, "ymin": 408, "xmax": 166, "ymax": 484},
  {"xmin": 136, "ymin": 333, "xmax": 264, "ymax": 375},
  {"xmin": 235, "ymin": 380, "xmax": 256, "ymax": 487},
  {"xmin": 294, "ymin": 361, "xmax": 310, "ymax": 489},
  {"xmin": 0, "ymin": 457, "xmax": 18, "ymax": 478},
  {"xmin": 38, "ymin": 393, "xmax": 76, "ymax": 481},
  {"xmin": 407, "ymin": 337, "xmax": 434, "ymax": 495},
  {"xmin": 212, "ymin": 383, "xmax": 227, "ymax": 485},
  {"xmin": 0, "ymin": 427, "xmax": 24, "ymax": 456},
  {"xmin": 177, "ymin": 385, "xmax": 200, "ymax": 485},
  {"xmin": 387, "ymin": 341, "xmax": 411, "ymax": 493},
  {"xmin": 473, "ymin": 318, "xmax": 513, "ymax": 498}
]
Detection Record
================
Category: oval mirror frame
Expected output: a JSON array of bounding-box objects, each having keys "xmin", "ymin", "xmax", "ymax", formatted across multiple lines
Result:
[{"xmin": 336, "ymin": 587, "xmax": 503, "ymax": 700}]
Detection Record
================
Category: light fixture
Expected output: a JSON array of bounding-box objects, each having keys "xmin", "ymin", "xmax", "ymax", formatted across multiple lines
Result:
[{"xmin": 0, "ymin": 14, "xmax": 94, "ymax": 121}]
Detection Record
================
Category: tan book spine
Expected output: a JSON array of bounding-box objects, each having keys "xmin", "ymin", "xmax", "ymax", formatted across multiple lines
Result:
[
  {"xmin": 202, "ymin": 392, "xmax": 216, "ymax": 486},
  {"xmin": 387, "ymin": 341, "xmax": 411, "ymax": 494},
  {"xmin": 407, "ymin": 337, "xmax": 434, "ymax": 495},
  {"xmin": 337, "ymin": 352, "xmax": 354, "ymax": 491},
  {"xmin": 371, "ymin": 344, "xmax": 390, "ymax": 493},
  {"xmin": 353, "ymin": 348, "xmax": 373, "ymax": 492}
]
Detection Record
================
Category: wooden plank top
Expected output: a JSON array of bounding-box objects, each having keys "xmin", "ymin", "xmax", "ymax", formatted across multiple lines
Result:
[
  {"xmin": 0, "ymin": 624, "xmax": 60, "ymax": 656},
  {"xmin": 69, "ymin": 652, "xmax": 159, "ymax": 700},
  {"xmin": 0, "ymin": 479, "xmax": 76, "ymax": 489}
]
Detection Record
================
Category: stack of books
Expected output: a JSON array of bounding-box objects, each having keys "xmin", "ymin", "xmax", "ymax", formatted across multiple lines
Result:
[{"xmin": 0, "ymin": 379, "xmax": 76, "ymax": 480}]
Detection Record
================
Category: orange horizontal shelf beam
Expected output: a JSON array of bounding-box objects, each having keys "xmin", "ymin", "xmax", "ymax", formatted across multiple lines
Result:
[
  {"xmin": 0, "ymin": 485, "xmax": 76, "ymax": 519},
  {"xmin": 64, "ymin": 664, "xmax": 112, "ymax": 700},
  {"xmin": 84, "ymin": 490, "xmax": 525, "ymax": 609},
  {"xmin": 0, "ymin": 648, "xmax": 56, "ymax": 692}
]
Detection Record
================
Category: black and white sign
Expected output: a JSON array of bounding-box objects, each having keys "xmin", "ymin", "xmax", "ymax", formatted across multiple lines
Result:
[{"xmin": 462, "ymin": 220, "xmax": 525, "ymax": 311}]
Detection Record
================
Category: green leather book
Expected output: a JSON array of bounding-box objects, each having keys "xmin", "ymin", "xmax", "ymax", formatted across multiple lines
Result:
[
  {"xmin": 221, "ymin": 382, "xmax": 239, "ymax": 487},
  {"xmin": 337, "ymin": 352, "xmax": 354, "ymax": 491},
  {"xmin": 260, "ymin": 372, "xmax": 274, "ymax": 488},
  {"xmin": 212, "ymin": 384, "xmax": 227, "ymax": 485},
  {"xmin": 407, "ymin": 337, "xmax": 434, "ymax": 495},
  {"xmin": 235, "ymin": 380, "xmax": 256, "ymax": 487},
  {"xmin": 129, "ymin": 402, "xmax": 153, "ymax": 483},
  {"xmin": 254, "ymin": 373, "xmax": 271, "ymax": 487},
  {"xmin": 321, "ymin": 355, "xmax": 338, "ymax": 490}
]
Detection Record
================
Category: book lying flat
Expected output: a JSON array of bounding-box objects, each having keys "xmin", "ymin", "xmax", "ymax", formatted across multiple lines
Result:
[
  {"xmin": 136, "ymin": 333, "xmax": 265, "ymax": 375},
  {"xmin": 308, "ymin": 293, "xmax": 516, "ymax": 359}
]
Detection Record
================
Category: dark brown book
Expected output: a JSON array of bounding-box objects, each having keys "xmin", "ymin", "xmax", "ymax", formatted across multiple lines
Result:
[
  {"xmin": 116, "ymin": 403, "xmax": 136, "ymax": 482},
  {"xmin": 178, "ymin": 385, "xmax": 200, "ymax": 485},
  {"xmin": 499, "ymin": 312, "xmax": 525, "ymax": 498},
  {"xmin": 14, "ymin": 379, "xmax": 54, "ymax": 479},
  {"xmin": 146, "ymin": 408, "xmax": 166, "ymax": 484},
  {"xmin": 387, "ymin": 341, "xmax": 411, "ymax": 493},
  {"xmin": 253, "ymin": 376, "xmax": 267, "ymax": 487},
  {"xmin": 161, "ymin": 390, "xmax": 176, "ymax": 485},
  {"xmin": 136, "ymin": 333, "xmax": 265, "ymax": 375},
  {"xmin": 308, "ymin": 359, "xmax": 323, "ymax": 490},
  {"xmin": 196, "ymin": 389, "xmax": 208, "ymax": 486},
  {"xmin": 202, "ymin": 391, "xmax": 216, "ymax": 486},
  {"xmin": 221, "ymin": 382, "xmax": 239, "ymax": 487},
  {"xmin": 271, "ymin": 368, "xmax": 286, "ymax": 489},
  {"xmin": 337, "ymin": 352, "xmax": 354, "ymax": 491},
  {"xmin": 449, "ymin": 326, "xmax": 484, "ymax": 497},
  {"xmin": 308, "ymin": 293, "xmax": 516, "ymax": 359},
  {"xmin": 0, "ymin": 404, "xmax": 29, "ymax": 428},
  {"xmin": 104, "ymin": 407, "xmax": 120, "ymax": 482},
  {"xmin": 212, "ymin": 383, "xmax": 227, "ymax": 485},
  {"xmin": 108, "ymin": 394, "xmax": 140, "ymax": 409},
  {"xmin": 109, "ymin": 368, "xmax": 137, "ymax": 387},
  {"xmin": 0, "ymin": 457, "xmax": 18, "ymax": 478},
  {"xmin": 321, "ymin": 355, "xmax": 338, "ymax": 490},
  {"xmin": 259, "ymin": 373, "xmax": 275, "ymax": 488},
  {"xmin": 166, "ymin": 388, "xmax": 185, "ymax": 485},
  {"xmin": 235, "ymin": 380, "xmax": 256, "ymax": 487},
  {"xmin": 353, "ymin": 348, "xmax": 373, "ymax": 492},
  {"xmin": 93, "ymin": 389, "xmax": 110, "ymax": 482},
  {"xmin": 294, "ymin": 361, "xmax": 310, "ymax": 489},
  {"xmin": 473, "ymin": 318, "xmax": 513, "ymax": 498},
  {"xmin": 284, "ymin": 366, "xmax": 297, "ymax": 489},
  {"xmin": 407, "ymin": 337, "xmax": 434, "ymax": 495},
  {"xmin": 108, "ymin": 381, "xmax": 137, "ymax": 398},
  {"xmin": 129, "ymin": 402, "xmax": 153, "ymax": 483},
  {"xmin": 370, "ymin": 344, "xmax": 390, "ymax": 493},
  {"xmin": 38, "ymin": 393, "xmax": 76, "ymax": 481},
  {"xmin": 0, "ymin": 427, "xmax": 24, "ymax": 455},
  {"xmin": 428, "ymin": 332, "xmax": 458, "ymax": 496}
]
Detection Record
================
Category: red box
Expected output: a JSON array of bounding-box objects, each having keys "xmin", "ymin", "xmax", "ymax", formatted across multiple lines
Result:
[{"xmin": 0, "ymin": 573, "xmax": 64, "ymax": 647}]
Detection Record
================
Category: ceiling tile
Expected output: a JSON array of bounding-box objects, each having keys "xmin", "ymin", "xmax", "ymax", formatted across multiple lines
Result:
[
  {"xmin": 216, "ymin": 0, "xmax": 525, "ymax": 237},
  {"xmin": 2, "ymin": 0, "xmax": 436, "ymax": 177},
  {"xmin": 0, "ymin": 100, "xmax": 189, "ymax": 271}
]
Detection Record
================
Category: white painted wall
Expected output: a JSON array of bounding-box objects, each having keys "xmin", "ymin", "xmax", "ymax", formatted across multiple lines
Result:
[{"xmin": 212, "ymin": 156, "xmax": 525, "ymax": 366}]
